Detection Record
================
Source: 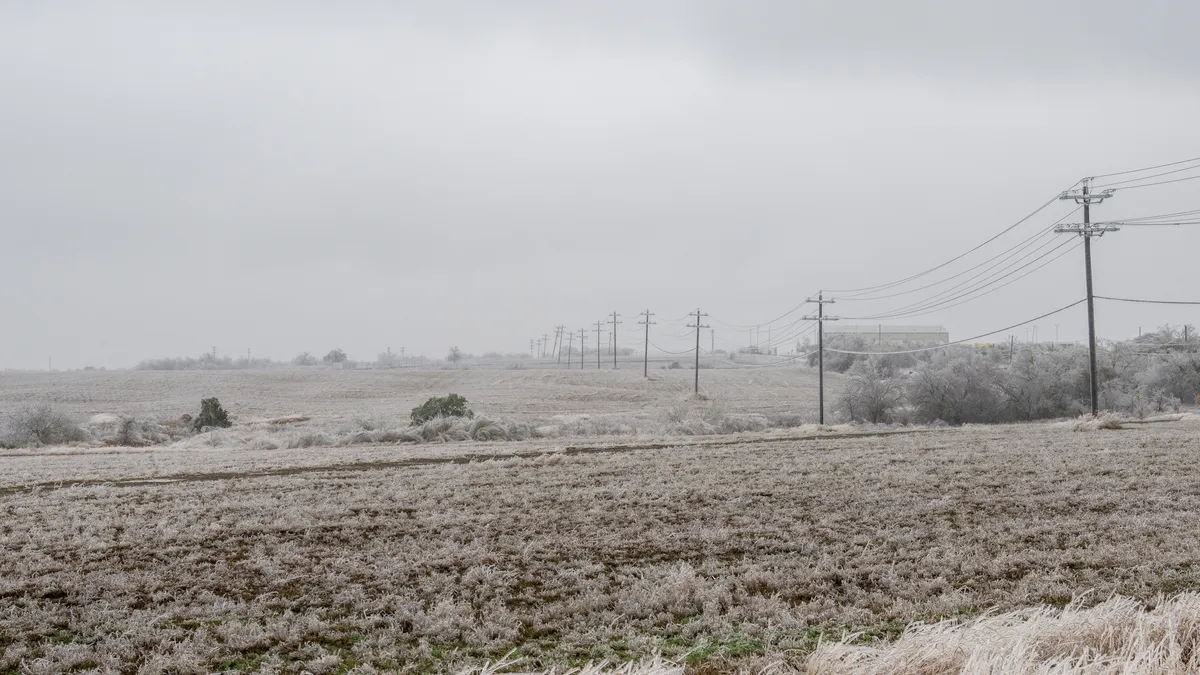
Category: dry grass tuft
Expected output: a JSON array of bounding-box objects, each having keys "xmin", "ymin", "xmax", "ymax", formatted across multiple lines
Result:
[
  {"xmin": 458, "ymin": 651, "xmax": 682, "ymax": 675},
  {"xmin": 266, "ymin": 415, "xmax": 312, "ymax": 425},
  {"xmin": 1072, "ymin": 412, "xmax": 1126, "ymax": 431},
  {"xmin": 804, "ymin": 593, "xmax": 1200, "ymax": 674}
]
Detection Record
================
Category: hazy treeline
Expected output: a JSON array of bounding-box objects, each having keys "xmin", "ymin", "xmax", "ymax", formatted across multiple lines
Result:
[{"xmin": 136, "ymin": 354, "xmax": 283, "ymax": 370}]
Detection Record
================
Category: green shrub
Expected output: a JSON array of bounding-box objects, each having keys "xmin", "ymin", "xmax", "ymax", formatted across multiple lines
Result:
[
  {"xmin": 194, "ymin": 397, "xmax": 232, "ymax": 431},
  {"xmin": 410, "ymin": 394, "xmax": 473, "ymax": 425}
]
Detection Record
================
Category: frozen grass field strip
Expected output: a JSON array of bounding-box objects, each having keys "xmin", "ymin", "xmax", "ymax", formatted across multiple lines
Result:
[{"xmin": 3, "ymin": 418, "xmax": 1200, "ymax": 671}]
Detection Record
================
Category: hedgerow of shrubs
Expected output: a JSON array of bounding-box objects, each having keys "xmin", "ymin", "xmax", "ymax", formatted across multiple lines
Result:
[{"xmin": 835, "ymin": 325, "xmax": 1197, "ymax": 425}]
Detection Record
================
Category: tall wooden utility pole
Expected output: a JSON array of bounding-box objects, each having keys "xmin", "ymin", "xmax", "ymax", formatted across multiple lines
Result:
[
  {"xmin": 542, "ymin": 334, "xmax": 550, "ymax": 359},
  {"xmin": 804, "ymin": 293, "xmax": 839, "ymax": 425},
  {"xmin": 566, "ymin": 329, "xmax": 574, "ymax": 368},
  {"xmin": 593, "ymin": 321, "xmax": 604, "ymax": 369},
  {"xmin": 608, "ymin": 312, "xmax": 622, "ymax": 369},
  {"xmin": 579, "ymin": 328, "xmax": 587, "ymax": 370},
  {"xmin": 638, "ymin": 310, "xmax": 655, "ymax": 377},
  {"xmin": 1055, "ymin": 178, "xmax": 1117, "ymax": 415},
  {"xmin": 688, "ymin": 309, "xmax": 709, "ymax": 394}
]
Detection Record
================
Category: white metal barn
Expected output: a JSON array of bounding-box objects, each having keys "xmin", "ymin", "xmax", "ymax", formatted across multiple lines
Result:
[{"xmin": 826, "ymin": 324, "xmax": 950, "ymax": 344}]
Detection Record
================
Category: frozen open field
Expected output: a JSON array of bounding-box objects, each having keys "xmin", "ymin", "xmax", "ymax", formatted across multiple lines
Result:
[
  {"xmin": 3, "ymin": 367, "xmax": 1200, "ymax": 673},
  {"xmin": 0, "ymin": 366, "xmax": 830, "ymax": 424}
]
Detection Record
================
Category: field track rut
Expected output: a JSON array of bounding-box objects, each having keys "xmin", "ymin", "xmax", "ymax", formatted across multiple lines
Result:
[{"xmin": 0, "ymin": 427, "xmax": 940, "ymax": 495}]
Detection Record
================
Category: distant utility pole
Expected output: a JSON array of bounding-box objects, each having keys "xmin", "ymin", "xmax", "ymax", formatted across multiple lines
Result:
[
  {"xmin": 711, "ymin": 328, "xmax": 715, "ymax": 353},
  {"xmin": 566, "ymin": 329, "xmax": 574, "ymax": 368},
  {"xmin": 1055, "ymin": 178, "xmax": 1117, "ymax": 416},
  {"xmin": 688, "ymin": 309, "xmax": 710, "ymax": 394},
  {"xmin": 608, "ymin": 312, "xmax": 622, "ymax": 369},
  {"xmin": 593, "ymin": 320, "xmax": 604, "ymax": 369},
  {"xmin": 530, "ymin": 339, "xmax": 536, "ymax": 358},
  {"xmin": 638, "ymin": 310, "xmax": 655, "ymax": 378},
  {"xmin": 537, "ymin": 338, "xmax": 544, "ymax": 359},
  {"xmin": 804, "ymin": 292, "xmax": 839, "ymax": 425},
  {"xmin": 247, "ymin": 348, "xmax": 251, "ymax": 362},
  {"xmin": 542, "ymin": 334, "xmax": 550, "ymax": 359},
  {"xmin": 554, "ymin": 326, "xmax": 565, "ymax": 363},
  {"xmin": 579, "ymin": 328, "xmax": 586, "ymax": 370}
]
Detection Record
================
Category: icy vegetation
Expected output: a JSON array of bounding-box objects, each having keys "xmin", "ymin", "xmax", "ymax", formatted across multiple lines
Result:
[
  {"xmin": 3, "ymin": 417, "xmax": 1200, "ymax": 671},
  {"xmin": 829, "ymin": 324, "xmax": 1198, "ymax": 425}
]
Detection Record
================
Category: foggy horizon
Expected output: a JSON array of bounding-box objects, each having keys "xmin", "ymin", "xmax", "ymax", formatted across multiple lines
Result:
[{"xmin": 4, "ymin": 2, "xmax": 1199, "ymax": 370}]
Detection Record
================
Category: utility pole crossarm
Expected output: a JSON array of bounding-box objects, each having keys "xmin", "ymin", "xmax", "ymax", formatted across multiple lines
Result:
[
  {"xmin": 1059, "ymin": 186, "xmax": 1116, "ymax": 204},
  {"xmin": 1054, "ymin": 223, "xmax": 1121, "ymax": 236}
]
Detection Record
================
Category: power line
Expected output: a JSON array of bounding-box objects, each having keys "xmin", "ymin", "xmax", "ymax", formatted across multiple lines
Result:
[
  {"xmin": 1110, "ymin": 173, "xmax": 1200, "ymax": 191},
  {"xmin": 1096, "ymin": 296, "xmax": 1200, "ymax": 306},
  {"xmin": 841, "ymin": 240, "xmax": 1082, "ymax": 322},
  {"xmin": 1091, "ymin": 162, "xmax": 1200, "ymax": 188},
  {"xmin": 836, "ymin": 206, "xmax": 1080, "ymax": 303},
  {"xmin": 701, "ymin": 347, "xmax": 818, "ymax": 369},
  {"xmin": 824, "ymin": 188, "xmax": 1074, "ymax": 296},
  {"xmin": 825, "ymin": 299, "xmax": 1087, "ymax": 356},
  {"xmin": 708, "ymin": 299, "xmax": 810, "ymax": 331},
  {"xmin": 1092, "ymin": 155, "xmax": 1200, "ymax": 179},
  {"xmin": 844, "ymin": 235, "xmax": 1078, "ymax": 321},
  {"xmin": 647, "ymin": 340, "xmax": 693, "ymax": 356}
]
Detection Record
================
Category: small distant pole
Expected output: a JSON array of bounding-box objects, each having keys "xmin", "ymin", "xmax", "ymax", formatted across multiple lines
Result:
[
  {"xmin": 530, "ymin": 339, "xmax": 535, "ymax": 358},
  {"xmin": 566, "ymin": 329, "xmax": 574, "ymax": 368},
  {"xmin": 638, "ymin": 310, "xmax": 655, "ymax": 377},
  {"xmin": 1010, "ymin": 335, "xmax": 1015, "ymax": 362},
  {"xmin": 579, "ymin": 328, "xmax": 586, "ymax": 370},
  {"xmin": 608, "ymin": 312, "xmax": 622, "ymax": 369},
  {"xmin": 687, "ymin": 309, "xmax": 710, "ymax": 394},
  {"xmin": 542, "ymin": 334, "xmax": 550, "ymax": 359},
  {"xmin": 593, "ymin": 321, "xmax": 604, "ymax": 369}
]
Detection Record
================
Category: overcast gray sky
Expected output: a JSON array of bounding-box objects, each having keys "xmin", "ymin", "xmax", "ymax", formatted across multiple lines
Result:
[{"xmin": 3, "ymin": 1, "xmax": 1199, "ymax": 369}]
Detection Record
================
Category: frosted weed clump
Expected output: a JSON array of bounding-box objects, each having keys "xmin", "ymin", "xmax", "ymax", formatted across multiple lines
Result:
[
  {"xmin": 2, "ymin": 404, "xmax": 88, "ymax": 448},
  {"xmin": 1071, "ymin": 412, "xmax": 1125, "ymax": 431},
  {"xmin": 806, "ymin": 593, "xmax": 1200, "ymax": 675}
]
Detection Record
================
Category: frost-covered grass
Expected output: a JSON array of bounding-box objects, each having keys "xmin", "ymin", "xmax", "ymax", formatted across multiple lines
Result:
[
  {"xmin": 806, "ymin": 593, "xmax": 1200, "ymax": 674},
  {"xmin": 3, "ymin": 417, "xmax": 1200, "ymax": 672}
]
